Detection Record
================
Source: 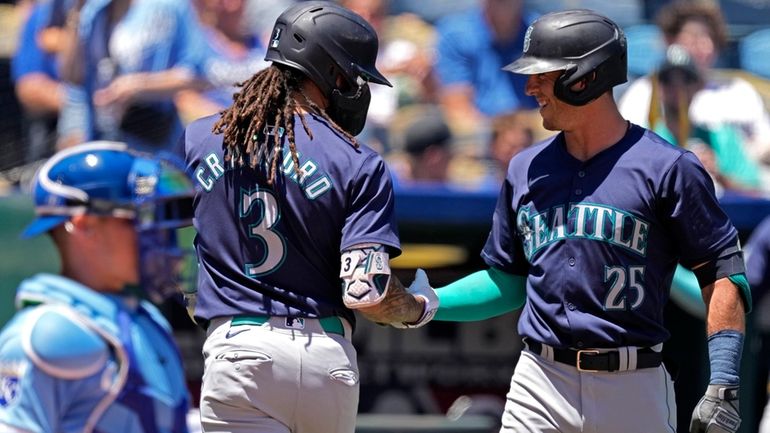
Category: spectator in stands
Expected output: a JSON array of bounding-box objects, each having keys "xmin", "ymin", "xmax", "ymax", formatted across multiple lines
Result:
[
  {"xmin": 401, "ymin": 108, "xmax": 453, "ymax": 183},
  {"xmin": 11, "ymin": 0, "xmax": 72, "ymax": 163},
  {"xmin": 618, "ymin": 0, "xmax": 770, "ymax": 185},
  {"xmin": 651, "ymin": 44, "xmax": 762, "ymax": 197},
  {"xmin": 175, "ymin": 0, "xmax": 270, "ymax": 123},
  {"xmin": 339, "ymin": 0, "xmax": 438, "ymax": 152},
  {"xmin": 434, "ymin": 0, "xmax": 538, "ymax": 135},
  {"xmin": 57, "ymin": 0, "xmax": 208, "ymax": 152},
  {"xmin": 487, "ymin": 110, "xmax": 534, "ymax": 180}
]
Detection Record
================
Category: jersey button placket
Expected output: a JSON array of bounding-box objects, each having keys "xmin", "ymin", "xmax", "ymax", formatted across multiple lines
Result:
[{"xmin": 574, "ymin": 167, "xmax": 586, "ymax": 196}]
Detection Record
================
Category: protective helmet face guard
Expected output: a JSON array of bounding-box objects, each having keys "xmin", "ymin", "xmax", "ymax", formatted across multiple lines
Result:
[
  {"xmin": 504, "ymin": 9, "xmax": 628, "ymax": 106},
  {"xmin": 328, "ymin": 78, "xmax": 372, "ymax": 136},
  {"xmin": 264, "ymin": 1, "xmax": 392, "ymax": 135},
  {"xmin": 23, "ymin": 141, "xmax": 197, "ymax": 303}
]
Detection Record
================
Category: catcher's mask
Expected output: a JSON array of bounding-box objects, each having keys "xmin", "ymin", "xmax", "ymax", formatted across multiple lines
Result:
[
  {"xmin": 504, "ymin": 9, "xmax": 627, "ymax": 106},
  {"xmin": 264, "ymin": 1, "xmax": 392, "ymax": 135},
  {"xmin": 22, "ymin": 141, "xmax": 197, "ymax": 304}
]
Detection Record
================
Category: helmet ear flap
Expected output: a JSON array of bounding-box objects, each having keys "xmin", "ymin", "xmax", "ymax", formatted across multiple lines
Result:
[{"xmin": 554, "ymin": 62, "xmax": 615, "ymax": 106}]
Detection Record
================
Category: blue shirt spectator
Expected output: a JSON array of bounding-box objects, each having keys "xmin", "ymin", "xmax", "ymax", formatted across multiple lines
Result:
[
  {"xmin": 175, "ymin": 0, "xmax": 270, "ymax": 123},
  {"xmin": 199, "ymin": 32, "xmax": 266, "ymax": 108},
  {"xmin": 11, "ymin": 0, "xmax": 68, "ymax": 163},
  {"xmin": 59, "ymin": 0, "xmax": 207, "ymax": 152},
  {"xmin": 12, "ymin": 2, "xmax": 59, "ymax": 83},
  {"xmin": 434, "ymin": 1, "xmax": 538, "ymax": 133}
]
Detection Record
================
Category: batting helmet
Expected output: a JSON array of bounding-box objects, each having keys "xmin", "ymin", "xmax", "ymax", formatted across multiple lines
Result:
[
  {"xmin": 265, "ymin": 1, "xmax": 391, "ymax": 96},
  {"xmin": 504, "ymin": 9, "xmax": 627, "ymax": 106},
  {"xmin": 264, "ymin": 1, "xmax": 392, "ymax": 135},
  {"xmin": 23, "ymin": 141, "xmax": 196, "ymax": 302}
]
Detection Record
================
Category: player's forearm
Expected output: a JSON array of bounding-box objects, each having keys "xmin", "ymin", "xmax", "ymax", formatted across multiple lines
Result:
[
  {"xmin": 125, "ymin": 68, "xmax": 201, "ymax": 101},
  {"xmin": 703, "ymin": 277, "xmax": 745, "ymax": 335},
  {"xmin": 15, "ymin": 75, "xmax": 65, "ymax": 115},
  {"xmin": 356, "ymin": 276, "xmax": 424, "ymax": 324}
]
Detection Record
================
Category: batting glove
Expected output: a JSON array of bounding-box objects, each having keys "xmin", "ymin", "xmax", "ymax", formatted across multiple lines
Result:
[
  {"xmin": 392, "ymin": 269, "xmax": 439, "ymax": 329},
  {"xmin": 689, "ymin": 384, "xmax": 740, "ymax": 433}
]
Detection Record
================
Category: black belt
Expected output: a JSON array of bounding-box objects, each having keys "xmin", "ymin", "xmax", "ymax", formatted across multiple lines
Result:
[{"xmin": 524, "ymin": 339, "xmax": 663, "ymax": 372}]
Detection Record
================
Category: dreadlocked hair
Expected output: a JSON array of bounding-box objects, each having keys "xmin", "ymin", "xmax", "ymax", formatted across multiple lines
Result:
[{"xmin": 212, "ymin": 64, "xmax": 359, "ymax": 185}]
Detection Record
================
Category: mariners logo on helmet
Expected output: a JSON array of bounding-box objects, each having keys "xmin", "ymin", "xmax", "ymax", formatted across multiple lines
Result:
[
  {"xmin": 504, "ymin": 9, "xmax": 627, "ymax": 106},
  {"xmin": 269, "ymin": 27, "xmax": 281, "ymax": 48},
  {"xmin": 523, "ymin": 25, "xmax": 533, "ymax": 53}
]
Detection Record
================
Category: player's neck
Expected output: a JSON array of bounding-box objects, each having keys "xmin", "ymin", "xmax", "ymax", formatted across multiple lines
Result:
[{"xmin": 563, "ymin": 107, "xmax": 628, "ymax": 161}]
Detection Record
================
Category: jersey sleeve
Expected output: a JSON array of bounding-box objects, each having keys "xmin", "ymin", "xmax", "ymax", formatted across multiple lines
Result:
[
  {"xmin": 481, "ymin": 179, "xmax": 528, "ymax": 275},
  {"xmin": 340, "ymin": 154, "xmax": 401, "ymax": 256},
  {"xmin": 660, "ymin": 151, "xmax": 739, "ymax": 267}
]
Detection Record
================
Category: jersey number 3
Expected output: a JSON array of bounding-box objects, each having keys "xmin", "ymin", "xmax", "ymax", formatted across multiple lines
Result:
[
  {"xmin": 604, "ymin": 265, "xmax": 646, "ymax": 310},
  {"xmin": 241, "ymin": 188, "xmax": 286, "ymax": 277}
]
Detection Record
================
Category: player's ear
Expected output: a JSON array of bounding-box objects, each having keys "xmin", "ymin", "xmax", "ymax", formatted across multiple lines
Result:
[{"xmin": 68, "ymin": 214, "xmax": 96, "ymax": 235}]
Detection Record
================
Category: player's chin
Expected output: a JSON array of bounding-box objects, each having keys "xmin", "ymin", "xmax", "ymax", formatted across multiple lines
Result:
[{"xmin": 540, "ymin": 116, "xmax": 558, "ymax": 131}]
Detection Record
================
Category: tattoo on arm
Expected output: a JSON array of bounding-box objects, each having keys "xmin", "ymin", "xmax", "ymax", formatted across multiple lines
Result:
[{"xmin": 356, "ymin": 276, "xmax": 424, "ymax": 324}]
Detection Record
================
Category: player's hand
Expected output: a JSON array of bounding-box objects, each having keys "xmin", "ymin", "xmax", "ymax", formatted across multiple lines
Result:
[
  {"xmin": 689, "ymin": 385, "xmax": 740, "ymax": 433},
  {"xmin": 392, "ymin": 269, "xmax": 439, "ymax": 329}
]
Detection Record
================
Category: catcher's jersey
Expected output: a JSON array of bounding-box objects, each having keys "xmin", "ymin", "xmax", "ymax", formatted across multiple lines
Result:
[
  {"xmin": 178, "ymin": 113, "xmax": 401, "ymax": 327},
  {"xmin": 0, "ymin": 274, "xmax": 190, "ymax": 433},
  {"xmin": 482, "ymin": 124, "xmax": 739, "ymax": 349}
]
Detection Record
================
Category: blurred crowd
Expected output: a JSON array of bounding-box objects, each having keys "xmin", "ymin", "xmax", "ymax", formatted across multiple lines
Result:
[{"xmin": 1, "ymin": 0, "xmax": 770, "ymax": 198}]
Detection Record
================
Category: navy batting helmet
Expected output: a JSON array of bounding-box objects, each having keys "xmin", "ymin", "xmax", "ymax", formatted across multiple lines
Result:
[
  {"xmin": 504, "ymin": 9, "xmax": 627, "ymax": 106},
  {"xmin": 23, "ymin": 141, "xmax": 196, "ymax": 302},
  {"xmin": 265, "ymin": 1, "xmax": 391, "ymax": 96},
  {"xmin": 264, "ymin": 1, "xmax": 392, "ymax": 135}
]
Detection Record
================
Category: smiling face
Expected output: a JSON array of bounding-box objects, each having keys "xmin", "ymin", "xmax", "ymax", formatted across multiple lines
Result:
[{"xmin": 524, "ymin": 71, "xmax": 583, "ymax": 131}]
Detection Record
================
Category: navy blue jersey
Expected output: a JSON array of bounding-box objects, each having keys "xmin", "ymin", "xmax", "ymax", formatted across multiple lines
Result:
[
  {"xmin": 177, "ymin": 113, "xmax": 401, "ymax": 326},
  {"xmin": 746, "ymin": 215, "xmax": 770, "ymax": 302},
  {"xmin": 482, "ymin": 124, "xmax": 739, "ymax": 348}
]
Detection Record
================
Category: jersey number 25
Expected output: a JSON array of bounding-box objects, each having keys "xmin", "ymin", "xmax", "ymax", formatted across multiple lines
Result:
[{"xmin": 604, "ymin": 265, "xmax": 646, "ymax": 310}]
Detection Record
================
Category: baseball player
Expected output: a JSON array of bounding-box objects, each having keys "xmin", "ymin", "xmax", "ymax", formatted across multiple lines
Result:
[
  {"xmin": 0, "ymin": 141, "xmax": 197, "ymax": 433},
  {"xmin": 396, "ymin": 9, "xmax": 750, "ymax": 433},
  {"xmin": 175, "ymin": 2, "xmax": 433, "ymax": 432}
]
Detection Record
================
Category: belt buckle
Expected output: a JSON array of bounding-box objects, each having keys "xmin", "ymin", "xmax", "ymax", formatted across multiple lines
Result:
[{"xmin": 576, "ymin": 349, "xmax": 601, "ymax": 372}]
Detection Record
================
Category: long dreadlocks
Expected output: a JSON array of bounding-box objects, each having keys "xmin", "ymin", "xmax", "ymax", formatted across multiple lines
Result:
[{"xmin": 213, "ymin": 65, "xmax": 358, "ymax": 184}]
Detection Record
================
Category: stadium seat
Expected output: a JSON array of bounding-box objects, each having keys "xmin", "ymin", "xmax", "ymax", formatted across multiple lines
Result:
[
  {"xmin": 624, "ymin": 24, "xmax": 666, "ymax": 77},
  {"xmin": 739, "ymin": 27, "xmax": 770, "ymax": 79}
]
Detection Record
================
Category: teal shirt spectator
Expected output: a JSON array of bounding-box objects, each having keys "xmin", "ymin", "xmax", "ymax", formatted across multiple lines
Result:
[{"xmin": 654, "ymin": 121, "xmax": 762, "ymax": 190}]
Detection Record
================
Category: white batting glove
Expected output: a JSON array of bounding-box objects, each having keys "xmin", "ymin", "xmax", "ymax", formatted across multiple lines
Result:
[
  {"xmin": 391, "ymin": 269, "xmax": 439, "ymax": 329},
  {"xmin": 689, "ymin": 385, "xmax": 741, "ymax": 433}
]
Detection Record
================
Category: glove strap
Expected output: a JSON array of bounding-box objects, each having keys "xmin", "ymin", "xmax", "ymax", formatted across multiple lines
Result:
[
  {"xmin": 399, "ymin": 294, "xmax": 438, "ymax": 329},
  {"xmin": 722, "ymin": 387, "xmax": 739, "ymax": 401}
]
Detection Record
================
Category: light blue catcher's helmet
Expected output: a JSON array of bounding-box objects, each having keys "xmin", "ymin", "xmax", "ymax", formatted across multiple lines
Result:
[{"xmin": 22, "ymin": 141, "xmax": 197, "ymax": 303}]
